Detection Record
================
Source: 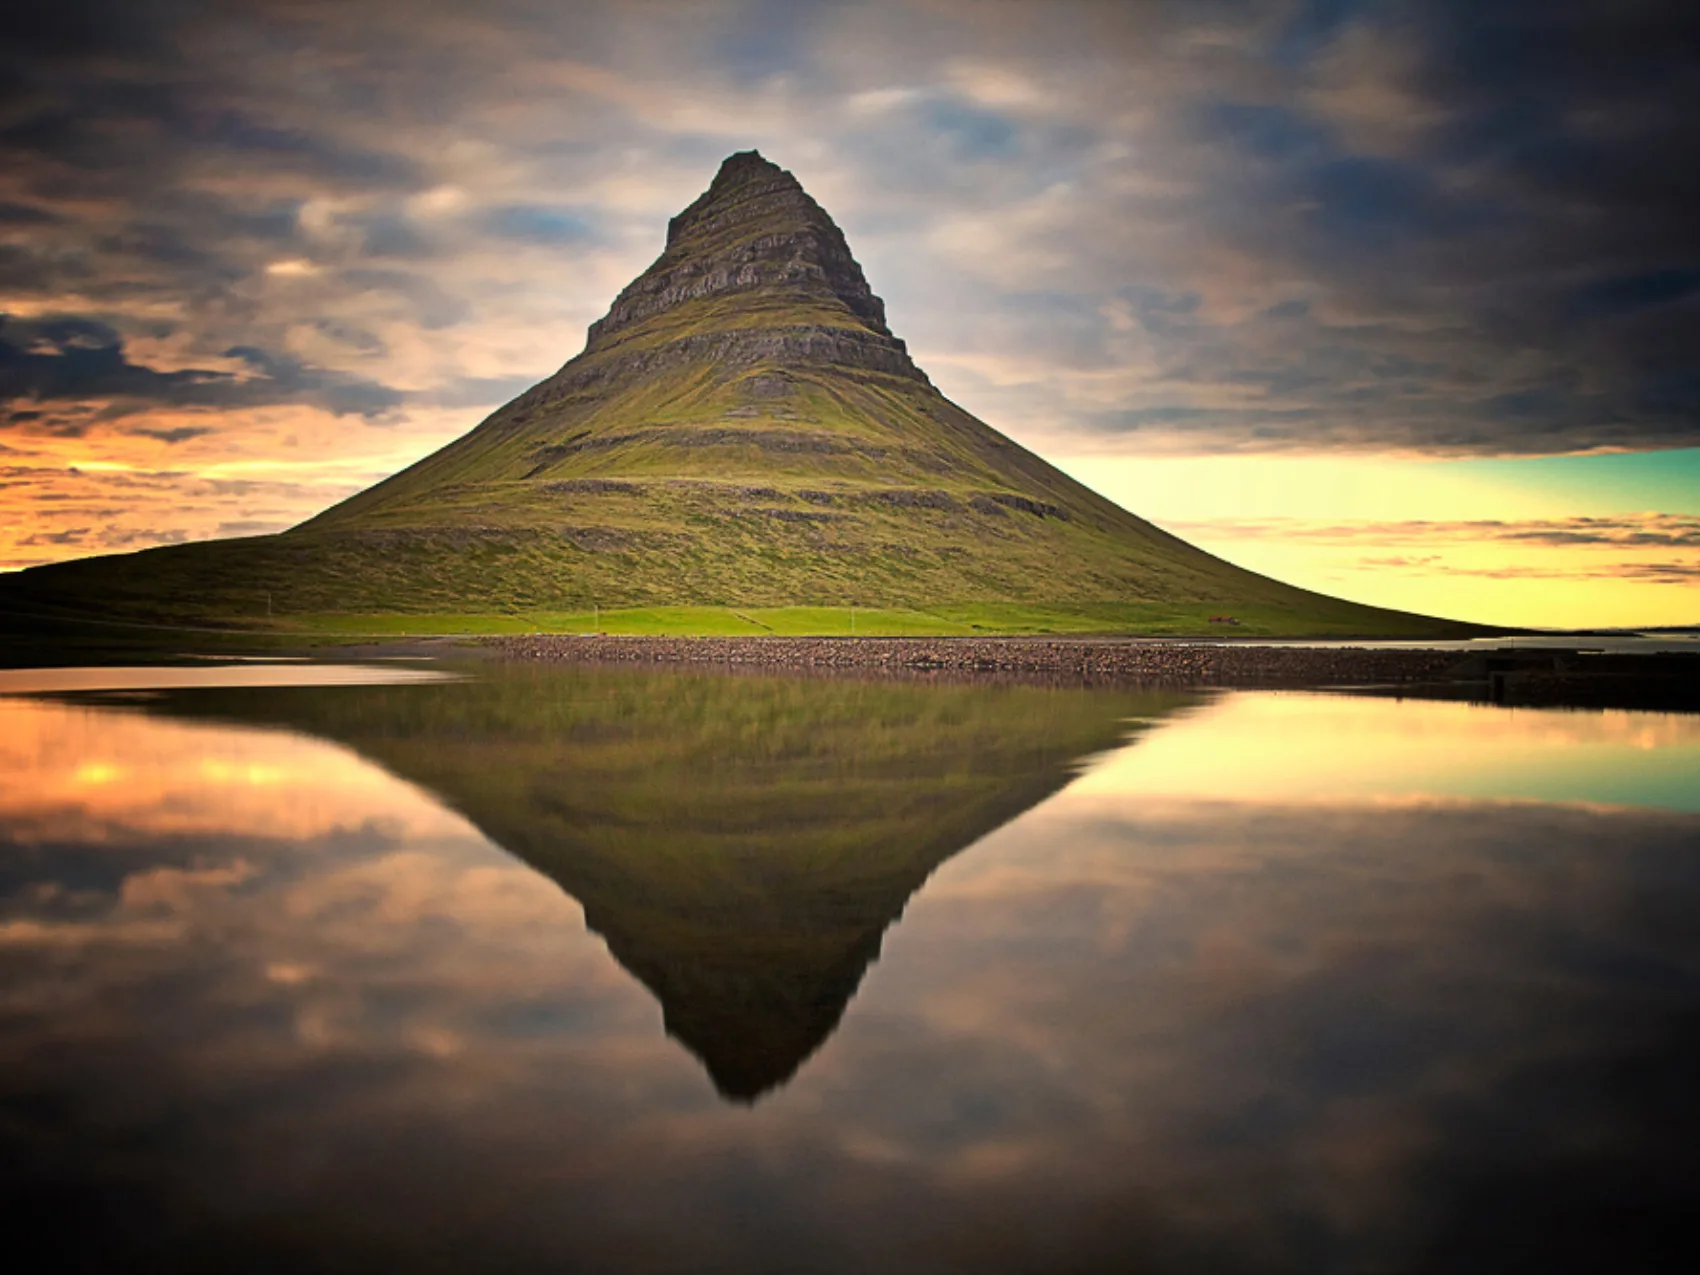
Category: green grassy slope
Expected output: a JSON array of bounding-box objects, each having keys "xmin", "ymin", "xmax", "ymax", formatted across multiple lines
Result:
[
  {"xmin": 2, "ymin": 354, "xmax": 1478, "ymax": 636},
  {"xmin": 0, "ymin": 151, "xmax": 1488, "ymax": 638}
]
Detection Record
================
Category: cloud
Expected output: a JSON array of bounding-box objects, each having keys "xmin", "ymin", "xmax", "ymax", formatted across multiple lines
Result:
[
  {"xmin": 0, "ymin": 408, "xmax": 435, "ymax": 571},
  {"xmin": 129, "ymin": 425, "xmax": 214, "ymax": 444},
  {"xmin": 1154, "ymin": 511, "xmax": 1700, "ymax": 610},
  {"xmin": 479, "ymin": 205, "xmax": 599, "ymax": 246},
  {"xmin": 0, "ymin": 316, "xmax": 403, "ymax": 418},
  {"xmin": 0, "ymin": 201, "xmax": 59, "ymax": 226},
  {"xmin": 1358, "ymin": 554, "xmax": 1443, "ymax": 569},
  {"xmin": 1616, "ymin": 561, "xmax": 1700, "ymax": 583},
  {"xmin": 1165, "ymin": 513, "xmax": 1700, "ymax": 549},
  {"xmin": 1365, "ymin": 559, "xmax": 1700, "ymax": 585},
  {"xmin": 16, "ymin": 523, "xmax": 187, "ymax": 552}
]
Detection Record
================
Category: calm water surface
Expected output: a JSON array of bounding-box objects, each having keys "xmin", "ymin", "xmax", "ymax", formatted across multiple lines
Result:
[{"xmin": 2, "ymin": 663, "xmax": 1698, "ymax": 1273}]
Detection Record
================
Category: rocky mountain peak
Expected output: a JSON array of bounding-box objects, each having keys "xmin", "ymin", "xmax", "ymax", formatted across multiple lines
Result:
[
  {"xmin": 663, "ymin": 149, "xmax": 809, "ymax": 249},
  {"xmin": 578, "ymin": 150, "xmax": 919, "ymax": 380},
  {"xmin": 696, "ymin": 148, "xmax": 792, "ymax": 202}
]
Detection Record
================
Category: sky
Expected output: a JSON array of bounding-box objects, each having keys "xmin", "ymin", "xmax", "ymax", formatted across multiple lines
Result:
[{"xmin": 1, "ymin": 0, "xmax": 1696, "ymax": 627}]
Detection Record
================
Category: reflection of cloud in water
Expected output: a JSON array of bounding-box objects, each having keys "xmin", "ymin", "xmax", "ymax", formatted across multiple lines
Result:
[
  {"xmin": 0, "ymin": 698, "xmax": 478, "ymax": 844},
  {"xmin": 849, "ymin": 794, "xmax": 1700, "ymax": 1269},
  {"xmin": 0, "ymin": 664, "xmax": 456, "ymax": 695},
  {"xmin": 1, "ymin": 682, "xmax": 1698, "ymax": 1271}
]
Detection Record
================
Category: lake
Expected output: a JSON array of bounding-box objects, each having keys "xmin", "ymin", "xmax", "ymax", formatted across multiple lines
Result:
[{"xmin": 2, "ymin": 661, "xmax": 1698, "ymax": 1273}]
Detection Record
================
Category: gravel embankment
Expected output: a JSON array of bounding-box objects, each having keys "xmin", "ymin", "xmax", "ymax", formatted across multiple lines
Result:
[{"xmin": 484, "ymin": 635, "xmax": 1467, "ymax": 688}]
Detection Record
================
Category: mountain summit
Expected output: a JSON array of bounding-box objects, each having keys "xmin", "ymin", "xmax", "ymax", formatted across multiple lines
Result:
[
  {"xmin": 581, "ymin": 149, "xmax": 919, "ymax": 377},
  {"xmin": 10, "ymin": 151, "xmax": 1467, "ymax": 636}
]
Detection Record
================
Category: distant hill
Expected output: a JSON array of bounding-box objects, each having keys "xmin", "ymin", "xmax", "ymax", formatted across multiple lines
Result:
[{"xmin": 4, "ymin": 151, "xmax": 1479, "ymax": 637}]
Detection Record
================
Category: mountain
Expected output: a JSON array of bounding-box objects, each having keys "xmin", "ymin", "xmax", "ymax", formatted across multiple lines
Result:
[
  {"xmin": 4, "ymin": 150, "xmax": 1473, "ymax": 636},
  {"xmin": 143, "ymin": 663, "xmax": 1202, "ymax": 1100}
]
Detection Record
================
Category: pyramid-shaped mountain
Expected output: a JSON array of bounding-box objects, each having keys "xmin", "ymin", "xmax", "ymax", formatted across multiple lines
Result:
[{"xmin": 9, "ymin": 150, "xmax": 1462, "ymax": 634}]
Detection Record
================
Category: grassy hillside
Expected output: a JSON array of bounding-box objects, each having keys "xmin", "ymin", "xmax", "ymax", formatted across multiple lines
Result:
[{"xmin": 2, "ymin": 358, "xmax": 1479, "ymax": 637}]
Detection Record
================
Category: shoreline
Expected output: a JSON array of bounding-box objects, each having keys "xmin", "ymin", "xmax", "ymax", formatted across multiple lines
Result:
[
  {"xmin": 484, "ymin": 634, "xmax": 1700, "ymax": 710},
  {"xmin": 486, "ymin": 634, "xmax": 1460, "ymax": 684}
]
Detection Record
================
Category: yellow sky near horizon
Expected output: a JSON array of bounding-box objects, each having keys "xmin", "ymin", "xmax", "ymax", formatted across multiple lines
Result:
[{"xmin": 1059, "ymin": 454, "xmax": 1700, "ymax": 629}]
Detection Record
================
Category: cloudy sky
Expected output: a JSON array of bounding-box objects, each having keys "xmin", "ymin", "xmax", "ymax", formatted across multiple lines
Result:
[{"xmin": 2, "ymin": 0, "xmax": 1696, "ymax": 625}]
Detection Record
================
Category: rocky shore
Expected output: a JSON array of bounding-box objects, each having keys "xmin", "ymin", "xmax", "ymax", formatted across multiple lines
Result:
[
  {"xmin": 486, "ymin": 635, "xmax": 1461, "ymax": 686},
  {"xmin": 484, "ymin": 636, "xmax": 1700, "ymax": 709}
]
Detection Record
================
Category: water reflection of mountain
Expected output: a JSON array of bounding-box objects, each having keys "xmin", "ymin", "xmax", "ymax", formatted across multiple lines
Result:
[{"xmin": 159, "ymin": 665, "xmax": 1198, "ymax": 1100}]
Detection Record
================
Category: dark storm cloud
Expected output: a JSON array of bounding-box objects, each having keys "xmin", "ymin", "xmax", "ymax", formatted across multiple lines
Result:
[
  {"xmin": 17, "ymin": 526, "xmax": 90, "ymax": 546},
  {"xmin": 1158, "ymin": 0, "xmax": 1700, "ymax": 453},
  {"xmin": 0, "ymin": 317, "xmax": 227, "ymax": 404},
  {"xmin": 0, "ymin": 203, "xmax": 61, "ymax": 226},
  {"xmin": 0, "ymin": 0, "xmax": 1694, "ymax": 456},
  {"xmin": 0, "ymin": 315, "xmax": 402, "ymax": 417}
]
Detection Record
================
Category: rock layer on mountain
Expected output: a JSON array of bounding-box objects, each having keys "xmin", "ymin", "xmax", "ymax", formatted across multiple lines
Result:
[{"xmin": 583, "ymin": 150, "xmax": 920, "ymax": 373}]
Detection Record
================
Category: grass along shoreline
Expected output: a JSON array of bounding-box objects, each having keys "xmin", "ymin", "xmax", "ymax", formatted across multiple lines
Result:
[
  {"xmin": 192, "ymin": 600, "xmax": 1491, "ymax": 640},
  {"xmin": 0, "ymin": 599, "xmax": 1495, "ymax": 670}
]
